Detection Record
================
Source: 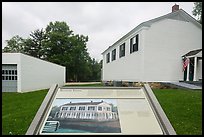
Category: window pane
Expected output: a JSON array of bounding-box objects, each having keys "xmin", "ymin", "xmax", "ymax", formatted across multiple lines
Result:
[
  {"xmin": 5, "ymin": 70, "xmax": 8, "ymax": 74},
  {"xmin": 120, "ymin": 43, "xmax": 125, "ymax": 58},
  {"xmin": 131, "ymin": 35, "xmax": 139, "ymax": 53},
  {"xmin": 2, "ymin": 76, "xmax": 4, "ymax": 80},
  {"xmin": 6, "ymin": 76, "xmax": 8, "ymax": 80},
  {"xmin": 12, "ymin": 70, "xmax": 15, "ymax": 75},
  {"xmin": 15, "ymin": 70, "xmax": 17, "ymax": 75},
  {"xmin": 12, "ymin": 76, "xmax": 15, "ymax": 80},
  {"xmin": 112, "ymin": 49, "xmax": 116, "ymax": 61},
  {"xmin": 2, "ymin": 70, "xmax": 5, "ymax": 74},
  {"xmin": 15, "ymin": 76, "xmax": 17, "ymax": 80},
  {"xmin": 106, "ymin": 53, "xmax": 110, "ymax": 63}
]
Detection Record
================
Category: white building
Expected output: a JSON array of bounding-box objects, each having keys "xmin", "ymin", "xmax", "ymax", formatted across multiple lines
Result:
[
  {"xmin": 102, "ymin": 5, "xmax": 202, "ymax": 83},
  {"xmin": 2, "ymin": 53, "xmax": 66, "ymax": 92},
  {"xmin": 55, "ymin": 100, "xmax": 118, "ymax": 121}
]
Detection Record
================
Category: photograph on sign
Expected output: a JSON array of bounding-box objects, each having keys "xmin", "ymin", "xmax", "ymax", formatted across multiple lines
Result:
[{"xmin": 41, "ymin": 98, "xmax": 121, "ymax": 133}]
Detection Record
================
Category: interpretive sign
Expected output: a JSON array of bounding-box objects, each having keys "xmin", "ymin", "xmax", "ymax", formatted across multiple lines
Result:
[{"xmin": 26, "ymin": 84, "xmax": 176, "ymax": 135}]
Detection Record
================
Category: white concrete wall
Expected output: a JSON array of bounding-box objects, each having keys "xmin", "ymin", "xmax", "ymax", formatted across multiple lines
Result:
[
  {"xmin": 143, "ymin": 19, "xmax": 202, "ymax": 82},
  {"xmin": 20, "ymin": 53, "xmax": 65, "ymax": 92}
]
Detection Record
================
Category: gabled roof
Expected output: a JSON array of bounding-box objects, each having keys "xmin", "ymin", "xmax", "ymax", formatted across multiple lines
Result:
[
  {"xmin": 182, "ymin": 49, "xmax": 202, "ymax": 57},
  {"xmin": 102, "ymin": 9, "xmax": 202, "ymax": 55}
]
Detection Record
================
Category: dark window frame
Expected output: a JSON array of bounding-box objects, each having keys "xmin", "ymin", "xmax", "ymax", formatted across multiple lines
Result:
[
  {"xmin": 106, "ymin": 53, "xmax": 110, "ymax": 63},
  {"xmin": 88, "ymin": 106, "xmax": 95, "ymax": 111},
  {"xmin": 119, "ymin": 43, "xmax": 125, "ymax": 58},
  {"xmin": 2, "ymin": 69, "xmax": 17, "ymax": 81},
  {"xmin": 79, "ymin": 106, "xmax": 85, "ymax": 111},
  {"xmin": 112, "ymin": 49, "xmax": 116, "ymax": 61},
  {"xmin": 130, "ymin": 34, "xmax": 139, "ymax": 54},
  {"xmin": 98, "ymin": 106, "xmax": 102, "ymax": 111},
  {"xmin": 70, "ymin": 107, "xmax": 76, "ymax": 110}
]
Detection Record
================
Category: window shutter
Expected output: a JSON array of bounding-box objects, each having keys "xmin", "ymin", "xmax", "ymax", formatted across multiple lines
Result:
[
  {"xmin": 136, "ymin": 34, "xmax": 139, "ymax": 51},
  {"xmin": 130, "ymin": 38, "xmax": 133, "ymax": 53}
]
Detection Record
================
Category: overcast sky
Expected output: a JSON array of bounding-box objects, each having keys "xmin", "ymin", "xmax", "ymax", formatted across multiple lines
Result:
[{"xmin": 2, "ymin": 2, "xmax": 196, "ymax": 61}]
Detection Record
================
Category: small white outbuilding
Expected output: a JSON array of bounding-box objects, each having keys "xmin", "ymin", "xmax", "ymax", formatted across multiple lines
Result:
[{"xmin": 2, "ymin": 53, "xmax": 66, "ymax": 92}]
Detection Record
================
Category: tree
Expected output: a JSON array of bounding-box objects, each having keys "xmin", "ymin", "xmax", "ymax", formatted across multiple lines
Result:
[
  {"xmin": 3, "ymin": 35, "xmax": 25, "ymax": 53},
  {"xmin": 27, "ymin": 29, "xmax": 46, "ymax": 58},
  {"xmin": 192, "ymin": 2, "xmax": 202, "ymax": 24},
  {"xmin": 89, "ymin": 58, "xmax": 102, "ymax": 81},
  {"xmin": 43, "ymin": 21, "xmax": 90, "ymax": 81}
]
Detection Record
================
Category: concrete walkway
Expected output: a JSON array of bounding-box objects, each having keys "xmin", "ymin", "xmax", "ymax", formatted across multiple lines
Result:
[{"xmin": 168, "ymin": 82, "xmax": 202, "ymax": 90}]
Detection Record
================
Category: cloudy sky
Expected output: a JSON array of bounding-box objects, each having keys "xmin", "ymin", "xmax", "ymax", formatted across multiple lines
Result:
[{"xmin": 2, "ymin": 2, "xmax": 196, "ymax": 61}]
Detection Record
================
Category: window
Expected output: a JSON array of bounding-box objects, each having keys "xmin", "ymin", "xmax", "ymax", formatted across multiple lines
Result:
[
  {"xmin": 112, "ymin": 49, "xmax": 116, "ymax": 61},
  {"xmin": 62, "ymin": 107, "xmax": 68, "ymax": 110},
  {"xmin": 2, "ymin": 69, "xmax": 17, "ymax": 81},
  {"xmin": 70, "ymin": 107, "xmax": 76, "ymax": 110},
  {"xmin": 106, "ymin": 53, "xmax": 110, "ymax": 63},
  {"xmin": 107, "ymin": 107, "xmax": 111, "ymax": 111},
  {"xmin": 130, "ymin": 34, "xmax": 139, "ymax": 53},
  {"xmin": 119, "ymin": 43, "xmax": 125, "ymax": 58},
  {"xmin": 88, "ymin": 106, "xmax": 95, "ymax": 111},
  {"xmin": 98, "ymin": 106, "xmax": 102, "ymax": 111},
  {"xmin": 79, "ymin": 106, "xmax": 85, "ymax": 111},
  {"xmin": 87, "ymin": 113, "xmax": 90, "ymax": 118}
]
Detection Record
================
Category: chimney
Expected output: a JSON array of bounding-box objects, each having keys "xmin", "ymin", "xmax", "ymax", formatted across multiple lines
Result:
[{"xmin": 172, "ymin": 4, "xmax": 179, "ymax": 12}]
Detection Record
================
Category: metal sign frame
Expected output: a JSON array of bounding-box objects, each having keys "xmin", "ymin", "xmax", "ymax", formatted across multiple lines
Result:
[{"xmin": 26, "ymin": 84, "xmax": 176, "ymax": 135}]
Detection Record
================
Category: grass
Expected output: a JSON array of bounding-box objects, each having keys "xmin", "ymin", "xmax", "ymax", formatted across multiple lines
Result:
[
  {"xmin": 2, "ymin": 84, "xmax": 202, "ymax": 135},
  {"xmin": 153, "ymin": 89, "xmax": 202, "ymax": 135},
  {"xmin": 2, "ymin": 89, "xmax": 48, "ymax": 135}
]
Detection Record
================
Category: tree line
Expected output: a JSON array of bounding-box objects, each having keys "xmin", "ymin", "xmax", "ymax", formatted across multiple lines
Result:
[{"xmin": 2, "ymin": 21, "xmax": 102, "ymax": 82}]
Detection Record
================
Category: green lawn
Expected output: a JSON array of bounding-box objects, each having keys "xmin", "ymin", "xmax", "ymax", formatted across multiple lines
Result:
[
  {"xmin": 2, "ymin": 85, "xmax": 202, "ymax": 135},
  {"xmin": 2, "ymin": 89, "xmax": 48, "ymax": 135},
  {"xmin": 153, "ymin": 89, "xmax": 202, "ymax": 135}
]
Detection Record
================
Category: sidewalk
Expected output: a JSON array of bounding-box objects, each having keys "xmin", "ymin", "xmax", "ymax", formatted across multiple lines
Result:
[{"xmin": 168, "ymin": 82, "xmax": 202, "ymax": 90}]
